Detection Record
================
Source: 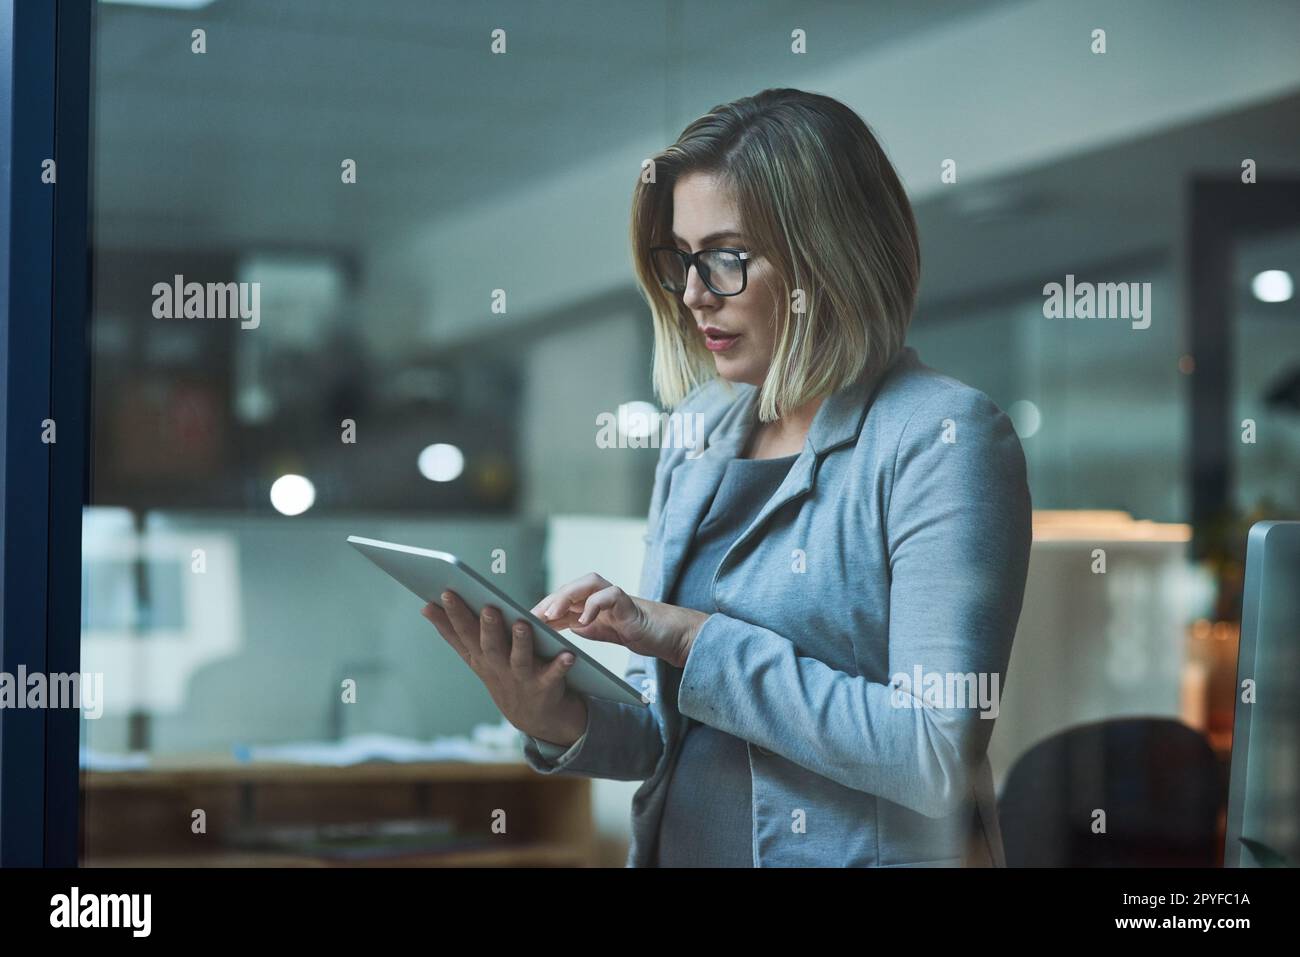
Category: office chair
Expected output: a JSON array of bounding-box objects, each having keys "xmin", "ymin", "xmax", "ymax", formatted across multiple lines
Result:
[{"xmin": 998, "ymin": 717, "xmax": 1223, "ymax": 866}]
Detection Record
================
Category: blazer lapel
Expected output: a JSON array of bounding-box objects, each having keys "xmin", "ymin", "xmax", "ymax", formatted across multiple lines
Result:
[
  {"xmin": 655, "ymin": 384, "xmax": 758, "ymax": 603},
  {"xmin": 657, "ymin": 350, "xmax": 911, "ymax": 604}
]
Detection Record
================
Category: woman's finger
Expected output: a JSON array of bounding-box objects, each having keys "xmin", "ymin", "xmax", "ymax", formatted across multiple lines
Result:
[
  {"xmin": 478, "ymin": 604, "xmax": 510, "ymax": 661},
  {"xmin": 534, "ymin": 603, "xmax": 586, "ymax": 631},
  {"xmin": 440, "ymin": 589, "xmax": 481, "ymax": 646},
  {"xmin": 531, "ymin": 573, "xmax": 610, "ymax": 619},
  {"xmin": 565, "ymin": 592, "xmax": 631, "ymax": 645},
  {"xmin": 532, "ymin": 592, "xmax": 589, "ymax": 618},
  {"xmin": 508, "ymin": 619, "xmax": 536, "ymax": 676},
  {"xmin": 577, "ymin": 585, "xmax": 627, "ymax": 625},
  {"xmin": 421, "ymin": 602, "xmax": 474, "ymax": 664}
]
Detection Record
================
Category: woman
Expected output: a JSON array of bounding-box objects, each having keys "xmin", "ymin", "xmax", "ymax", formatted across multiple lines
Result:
[{"xmin": 421, "ymin": 88, "xmax": 1032, "ymax": 867}]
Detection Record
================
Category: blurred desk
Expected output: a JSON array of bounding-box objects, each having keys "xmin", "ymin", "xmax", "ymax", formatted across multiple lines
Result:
[{"xmin": 81, "ymin": 757, "xmax": 595, "ymax": 867}]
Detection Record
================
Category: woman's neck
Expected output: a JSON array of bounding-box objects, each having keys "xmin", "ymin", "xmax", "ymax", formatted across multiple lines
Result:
[{"xmin": 742, "ymin": 394, "xmax": 825, "ymax": 459}]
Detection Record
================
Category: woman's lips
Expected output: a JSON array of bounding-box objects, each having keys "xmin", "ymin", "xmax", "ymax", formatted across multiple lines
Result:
[{"xmin": 703, "ymin": 330, "xmax": 741, "ymax": 352}]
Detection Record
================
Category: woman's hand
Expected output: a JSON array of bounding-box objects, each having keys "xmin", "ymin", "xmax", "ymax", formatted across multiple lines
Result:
[
  {"xmin": 420, "ymin": 591, "xmax": 588, "ymax": 747},
  {"xmin": 529, "ymin": 573, "xmax": 709, "ymax": 669}
]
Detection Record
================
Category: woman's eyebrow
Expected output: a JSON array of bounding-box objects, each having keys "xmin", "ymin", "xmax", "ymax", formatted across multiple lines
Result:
[{"xmin": 670, "ymin": 230, "xmax": 746, "ymax": 247}]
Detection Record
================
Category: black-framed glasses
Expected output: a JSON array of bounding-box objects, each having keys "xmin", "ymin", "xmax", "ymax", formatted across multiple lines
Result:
[{"xmin": 649, "ymin": 245, "xmax": 752, "ymax": 297}]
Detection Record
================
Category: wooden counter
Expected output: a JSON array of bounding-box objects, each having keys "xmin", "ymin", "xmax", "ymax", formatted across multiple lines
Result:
[{"xmin": 80, "ymin": 757, "xmax": 596, "ymax": 868}]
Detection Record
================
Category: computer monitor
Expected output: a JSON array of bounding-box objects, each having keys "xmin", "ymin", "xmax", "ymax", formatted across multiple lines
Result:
[{"xmin": 1224, "ymin": 521, "xmax": 1300, "ymax": 867}]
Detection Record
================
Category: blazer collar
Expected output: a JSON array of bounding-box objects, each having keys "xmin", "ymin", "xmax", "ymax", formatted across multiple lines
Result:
[
  {"xmin": 652, "ymin": 347, "xmax": 913, "ymax": 619},
  {"xmin": 704, "ymin": 345, "xmax": 913, "ymax": 458}
]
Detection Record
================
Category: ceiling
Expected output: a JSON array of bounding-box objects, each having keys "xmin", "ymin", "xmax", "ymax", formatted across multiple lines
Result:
[
  {"xmin": 89, "ymin": 0, "xmax": 1300, "ymax": 332},
  {"xmin": 913, "ymin": 90, "xmax": 1300, "ymax": 314},
  {"xmin": 92, "ymin": 0, "xmax": 1027, "ymax": 248}
]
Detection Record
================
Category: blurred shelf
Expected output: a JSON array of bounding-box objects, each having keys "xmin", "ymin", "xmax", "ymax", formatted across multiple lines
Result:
[
  {"xmin": 85, "ymin": 842, "xmax": 590, "ymax": 868},
  {"xmin": 80, "ymin": 756, "xmax": 596, "ymax": 867},
  {"xmin": 82, "ymin": 758, "xmax": 542, "ymax": 789}
]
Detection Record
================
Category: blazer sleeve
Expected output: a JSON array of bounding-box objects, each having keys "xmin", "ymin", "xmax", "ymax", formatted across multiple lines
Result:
[
  {"xmin": 519, "ymin": 439, "xmax": 679, "ymax": 781},
  {"xmin": 533, "ymin": 734, "xmax": 585, "ymax": 761},
  {"xmin": 674, "ymin": 387, "xmax": 1032, "ymax": 819},
  {"xmin": 520, "ymin": 650, "xmax": 664, "ymax": 780}
]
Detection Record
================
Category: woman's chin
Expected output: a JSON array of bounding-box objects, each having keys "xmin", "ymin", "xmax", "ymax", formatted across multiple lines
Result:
[{"xmin": 712, "ymin": 357, "xmax": 763, "ymax": 387}]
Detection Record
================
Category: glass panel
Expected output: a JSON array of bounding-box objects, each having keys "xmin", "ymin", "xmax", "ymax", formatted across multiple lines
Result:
[
  {"xmin": 1232, "ymin": 228, "xmax": 1300, "ymax": 519},
  {"xmin": 81, "ymin": 0, "xmax": 677, "ymax": 867},
  {"xmin": 908, "ymin": 256, "xmax": 1185, "ymax": 523},
  {"xmin": 76, "ymin": 0, "xmax": 1300, "ymax": 871},
  {"xmin": 1221, "ymin": 227, "xmax": 1300, "ymax": 867}
]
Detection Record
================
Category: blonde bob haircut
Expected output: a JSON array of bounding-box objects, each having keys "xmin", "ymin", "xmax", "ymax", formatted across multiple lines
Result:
[{"xmin": 631, "ymin": 88, "xmax": 921, "ymax": 423}]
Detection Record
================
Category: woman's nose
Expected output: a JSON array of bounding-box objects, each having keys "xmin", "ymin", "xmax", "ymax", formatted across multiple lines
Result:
[{"xmin": 681, "ymin": 264, "xmax": 717, "ymax": 309}]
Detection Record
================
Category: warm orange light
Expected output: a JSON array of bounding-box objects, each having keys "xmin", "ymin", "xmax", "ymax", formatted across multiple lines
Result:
[{"xmin": 1031, "ymin": 510, "xmax": 1192, "ymax": 542}]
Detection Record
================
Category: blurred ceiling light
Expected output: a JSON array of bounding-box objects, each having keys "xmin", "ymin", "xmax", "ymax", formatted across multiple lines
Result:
[
  {"xmin": 388, "ymin": 367, "xmax": 455, "ymax": 405},
  {"xmin": 1007, "ymin": 399, "xmax": 1041, "ymax": 438},
  {"xmin": 418, "ymin": 443, "xmax": 464, "ymax": 482},
  {"xmin": 270, "ymin": 474, "xmax": 315, "ymax": 516},
  {"xmin": 949, "ymin": 184, "xmax": 1050, "ymax": 222},
  {"xmin": 101, "ymin": 0, "xmax": 218, "ymax": 8},
  {"xmin": 1250, "ymin": 269, "xmax": 1294, "ymax": 303},
  {"xmin": 617, "ymin": 401, "xmax": 661, "ymax": 440},
  {"xmin": 235, "ymin": 383, "xmax": 274, "ymax": 425}
]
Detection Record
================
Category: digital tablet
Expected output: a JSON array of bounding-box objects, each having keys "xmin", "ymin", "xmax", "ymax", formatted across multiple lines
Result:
[{"xmin": 347, "ymin": 535, "xmax": 648, "ymax": 708}]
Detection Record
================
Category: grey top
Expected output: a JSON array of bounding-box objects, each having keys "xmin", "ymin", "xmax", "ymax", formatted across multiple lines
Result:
[{"xmin": 652, "ymin": 451, "xmax": 798, "ymax": 867}]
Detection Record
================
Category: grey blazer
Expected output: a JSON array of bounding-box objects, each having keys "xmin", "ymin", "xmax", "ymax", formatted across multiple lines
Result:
[{"xmin": 521, "ymin": 345, "xmax": 1032, "ymax": 867}]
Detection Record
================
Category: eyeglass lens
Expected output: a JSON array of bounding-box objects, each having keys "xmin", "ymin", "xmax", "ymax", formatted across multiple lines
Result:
[{"xmin": 653, "ymin": 248, "xmax": 745, "ymax": 295}]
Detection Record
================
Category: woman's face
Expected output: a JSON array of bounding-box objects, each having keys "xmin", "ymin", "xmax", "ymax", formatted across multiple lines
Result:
[{"xmin": 670, "ymin": 171, "xmax": 781, "ymax": 387}]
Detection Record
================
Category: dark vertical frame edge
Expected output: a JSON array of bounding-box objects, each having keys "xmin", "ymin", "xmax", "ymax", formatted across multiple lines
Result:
[
  {"xmin": 0, "ymin": 0, "xmax": 56, "ymax": 869},
  {"xmin": 48, "ymin": 0, "xmax": 93, "ymax": 868},
  {"xmin": 0, "ymin": 0, "xmax": 92, "ymax": 867}
]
